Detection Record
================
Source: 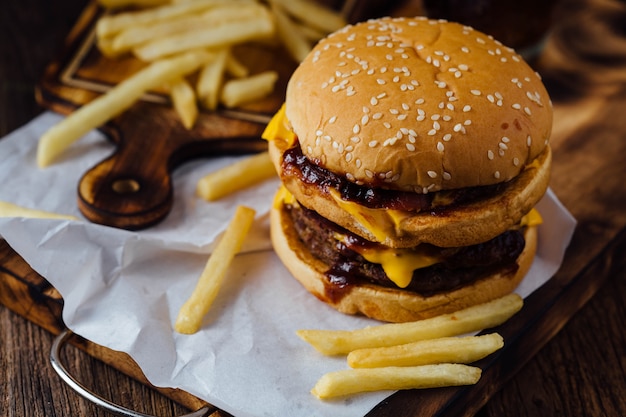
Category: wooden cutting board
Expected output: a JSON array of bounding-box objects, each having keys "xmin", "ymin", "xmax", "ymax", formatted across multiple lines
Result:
[
  {"xmin": 5, "ymin": 0, "xmax": 624, "ymax": 416},
  {"xmin": 35, "ymin": 1, "xmax": 296, "ymax": 230}
]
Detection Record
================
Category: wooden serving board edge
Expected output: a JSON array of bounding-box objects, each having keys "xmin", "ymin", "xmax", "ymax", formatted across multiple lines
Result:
[
  {"xmin": 1, "ymin": 227, "xmax": 623, "ymax": 417},
  {"xmin": 0, "ymin": 239, "xmax": 214, "ymax": 415}
]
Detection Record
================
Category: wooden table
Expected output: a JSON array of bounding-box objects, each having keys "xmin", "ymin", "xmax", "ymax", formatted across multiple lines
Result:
[{"xmin": 1, "ymin": 0, "xmax": 625, "ymax": 416}]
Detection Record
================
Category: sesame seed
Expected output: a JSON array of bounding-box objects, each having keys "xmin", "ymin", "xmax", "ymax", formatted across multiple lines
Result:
[
  {"xmin": 390, "ymin": 108, "xmax": 399, "ymax": 115},
  {"xmin": 370, "ymin": 97, "xmax": 378, "ymax": 105},
  {"xmin": 383, "ymin": 122, "xmax": 391, "ymax": 129},
  {"xmin": 443, "ymin": 133, "xmax": 452, "ymax": 141},
  {"xmin": 428, "ymin": 129, "xmax": 437, "ymax": 136},
  {"xmin": 431, "ymin": 114, "xmax": 441, "ymax": 120},
  {"xmin": 453, "ymin": 123, "xmax": 463, "ymax": 132},
  {"xmin": 527, "ymin": 135, "xmax": 532, "ymax": 146},
  {"xmin": 406, "ymin": 143, "xmax": 416, "ymax": 151},
  {"xmin": 443, "ymin": 172, "xmax": 452, "ymax": 180},
  {"xmin": 488, "ymin": 150, "xmax": 494, "ymax": 160},
  {"xmin": 397, "ymin": 114, "xmax": 407, "ymax": 120},
  {"xmin": 499, "ymin": 143, "xmax": 508, "ymax": 150},
  {"xmin": 377, "ymin": 79, "xmax": 386, "ymax": 85},
  {"xmin": 316, "ymin": 129, "xmax": 323, "ymax": 136},
  {"xmin": 502, "ymin": 136, "xmax": 510, "ymax": 143},
  {"xmin": 427, "ymin": 171, "xmax": 437, "ymax": 178},
  {"xmin": 361, "ymin": 115, "xmax": 370, "ymax": 125},
  {"xmin": 524, "ymin": 106, "xmax": 532, "ymax": 115},
  {"xmin": 402, "ymin": 103, "xmax": 410, "ymax": 111},
  {"xmin": 471, "ymin": 89, "xmax": 481, "ymax": 96},
  {"xmin": 437, "ymin": 142, "xmax": 445, "ymax": 152},
  {"xmin": 494, "ymin": 171, "xmax": 501, "ymax": 179},
  {"xmin": 513, "ymin": 157, "xmax": 520, "ymax": 166},
  {"xmin": 433, "ymin": 121, "xmax": 441, "ymax": 130},
  {"xmin": 353, "ymin": 124, "xmax": 360, "ymax": 134},
  {"xmin": 372, "ymin": 112, "xmax": 383, "ymax": 119},
  {"xmin": 512, "ymin": 103, "xmax": 522, "ymax": 109},
  {"xmin": 328, "ymin": 116, "xmax": 337, "ymax": 124},
  {"xmin": 415, "ymin": 98, "xmax": 425, "ymax": 104},
  {"xmin": 369, "ymin": 140, "xmax": 378, "ymax": 148},
  {"xmin": 461, "ymin": 46, "xmax": 470, "ymax": 53},
  {"xmin": 463, "ymin": 105, "xmax": 471, "ymax": 112},
  {"xmin": 458, "ymin": 64, "xmax": 469, "ymax": 71}
]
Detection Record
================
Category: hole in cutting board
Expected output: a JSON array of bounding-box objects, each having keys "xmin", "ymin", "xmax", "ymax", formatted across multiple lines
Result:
[{"xmin": 111, "ymin": 179, "xmax": 140, "ymax": 194}]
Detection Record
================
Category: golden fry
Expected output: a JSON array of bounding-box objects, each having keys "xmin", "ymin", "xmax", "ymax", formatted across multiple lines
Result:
[
  {"xmin": 270, "ymin": 1, "xmax": 312, "ymax": 63},
  {"xmin": 196, "ymin": 151, "xmax": 276, "ymax": 201},
  {"xmin": 175, "ymin": 205, "xmax": 256, "ymax": 334},
  {"xmin": 220, "ymin": 71, "xmax": 278, "ymax": 108},
  {"xmin": 347, "ymin": 333, "xmax": 504, "ymax": 368},
  {"xmin": 109, "ymin": 4, "xmax": 266, "ymax": 55},
  {"xmin": 225, "ymin": 52, "xmax": 249, "ymax": 78},
  {"xmin": 167, "ymin": 77, "xmax": 198, "ymax": 129},
  {"xmin": 37, "ymin": 50, "xmax": 213, "ymax": 168},
  {"xmin": 0, "ymin": 201, "xmax": 79, "ymax": 221},
  {"xmin": 132, "ymin": 10, "xmax": 274, "ymax": 61},
  {"xmin": 196, "ymin": 49, "xmax": 228, "ymax": 111},
  {"xmin": 297, "ymin": 293, "xmax": 523, "ymax": 355},
  {"xmin": 96, "ymin": 0, "xmax": 236, "ymax": 38},
  {"xmin": 311, "ymin": 364, "xmax": 482, "ymax": 399},
  {"xmin": 270, "ymin": 0, "xmax": 346, "ymax": 34}
]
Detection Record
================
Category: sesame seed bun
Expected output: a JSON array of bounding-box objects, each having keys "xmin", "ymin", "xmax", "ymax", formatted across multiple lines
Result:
[
  {"xmin": 265, "ymin": 16, "xmax": 552, "ymax": 322},
  {"xmin": 285, "ymin": 17, "xmax": 552, "ymax": 193},
  {"xmin": 270, "ymin": 199, "xmax": 537, "ymax": 323}
]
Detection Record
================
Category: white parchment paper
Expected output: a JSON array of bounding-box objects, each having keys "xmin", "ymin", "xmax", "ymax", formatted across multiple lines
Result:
[{"xmin": 0, "ymin": 113, "xmax": 576, "ymax": 417}]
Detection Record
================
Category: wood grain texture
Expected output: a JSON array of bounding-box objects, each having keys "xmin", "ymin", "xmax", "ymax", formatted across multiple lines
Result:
[{"xmin": 1, "ymin": 0, "xmax": 625, "ymax": 416}]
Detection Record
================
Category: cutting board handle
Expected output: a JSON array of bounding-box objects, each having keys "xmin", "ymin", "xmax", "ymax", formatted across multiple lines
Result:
[{"xmin": 76, "ymin": 102, "xmax": 267, "ymax": 230}]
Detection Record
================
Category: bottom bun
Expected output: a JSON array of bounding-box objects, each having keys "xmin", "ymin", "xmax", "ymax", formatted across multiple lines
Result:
[{"xmin": 270, "ymin": 199, "xmax": 537, "ymax": 323}]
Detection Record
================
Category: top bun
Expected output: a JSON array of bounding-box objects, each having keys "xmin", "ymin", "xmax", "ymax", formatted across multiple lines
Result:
[{"xmin": 285, "ymin": 17, "xmax": 553, "ymax": 193}]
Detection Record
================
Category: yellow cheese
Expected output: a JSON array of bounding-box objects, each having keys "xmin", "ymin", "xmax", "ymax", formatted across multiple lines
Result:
[
  {"xmin": 334, "ymin": 233, "xmax": 441, "ymax": 288},
  {"xmin": 273, "ymin": 184, "xmax": 295, "ymax": 208},
  {"xmin": 327, "ymin": 188, "xmax": 411, "ymax": 243},
  {"xmin": 262, "ymin": 104, "xmax": 296, "ymax": 147},
  {"xmin": 520, "ymin": 208, "xmax": 543, "ymax": 227}
]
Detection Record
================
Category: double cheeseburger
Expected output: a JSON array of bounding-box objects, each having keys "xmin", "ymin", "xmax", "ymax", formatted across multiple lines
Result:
[{"xmin": 263, "ymin": 17, "xmax": 552, "ymax": 323}]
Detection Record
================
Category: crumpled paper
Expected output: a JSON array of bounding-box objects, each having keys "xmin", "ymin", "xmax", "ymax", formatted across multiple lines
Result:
[{"xmin": 0, "ymin": 112, "xmax": 576, "ymax": 417}]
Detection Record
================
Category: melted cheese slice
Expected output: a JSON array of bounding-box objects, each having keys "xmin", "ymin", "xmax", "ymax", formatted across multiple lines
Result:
[
  {"xmin": 262, "ymin": 104, "xmax": 296, "ymax": 147},
  {"xmin": 327, "ymin": 188, "xmax": 411, "ymax": 243},
  {"xmin": 335, "ymin": 233, "xmax": 441, "ymax": 288}
]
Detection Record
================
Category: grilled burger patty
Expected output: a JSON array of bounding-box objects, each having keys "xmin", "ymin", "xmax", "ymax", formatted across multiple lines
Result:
[{"xmin": 288, "ymin": 203, "xmax": 526, "ymax": 296}]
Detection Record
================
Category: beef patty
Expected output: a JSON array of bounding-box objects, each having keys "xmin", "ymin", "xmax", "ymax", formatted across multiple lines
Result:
[{"xmin": 287, "ymin": 203, "xmax": 525, "ymax": 296}]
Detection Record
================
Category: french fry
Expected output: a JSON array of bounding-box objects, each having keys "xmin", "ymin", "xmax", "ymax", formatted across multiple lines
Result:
[
  {"xmin": 292, "ymin": 20, "xmax": 328, "ymax": 42},
  {"xmin": 225, "ymin": 52, "xmax": 249, "ymax": 78},
  {"xmin": 109, "ymin": 4, "xmax": 267, "ymax": 55},
  {"xmin": 37, "ymin": 50, "xmax": 213, "ymax": 168},
  {"xmin": 175, "ymin": 205, "xmax": 256, "ymax": 334},
  {"xmin": 297, "ymin": 293, "xmax": 523, "ymax": 355},
  {"xmin": 347, "ymin": 333, "xmax": 504, "ymax": 368},
  {"xmin": 220, "ymin": 71, "xmax": 278, "ymax": 108},
  {"xmin": 96, "ymin": 0, "xmax": 237, "ymax": 38},
  {"xmin": 270, "ymin": 1, "xmax": 312, "ymax": 63},
  {"xmin": 196, "ymin": 151, "xmax": 276, "ymax": 201},
  {"xmin": 0, "ymin": 201, "xmax": 79, "ymax": 221},
  {"xmin": 196, "ymin": 49, "xmax": 228, "ymax": 111},
  {"xmin": 167, "ymin": 77, "xmax": 198, "ymax": 129},
  {"xmin": 269, "ymin": 0, "xmax": 346, "ymax": 34},
  {"xmin": 133, "ymin": 10, "xmax": 274, "ymax": 61},
  {"xmin": 311, "ymin": 364, "xmax": 482, "ymax": 399}
]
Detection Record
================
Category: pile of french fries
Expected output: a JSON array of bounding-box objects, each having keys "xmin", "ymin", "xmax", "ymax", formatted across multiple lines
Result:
[
  {"xmin": 37, "ymin": 0, "xmax": 346, "ymax": 168},
  {"xmin": 297, "ymin": 294, "xmax": 524, "ymax": 399}
]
